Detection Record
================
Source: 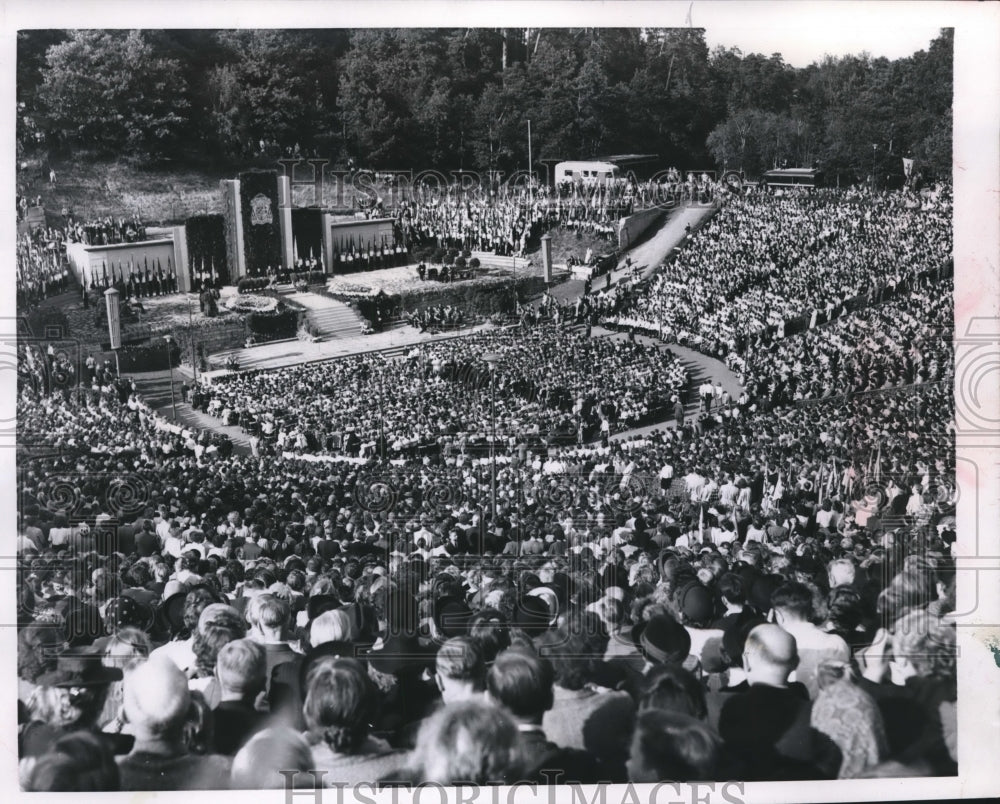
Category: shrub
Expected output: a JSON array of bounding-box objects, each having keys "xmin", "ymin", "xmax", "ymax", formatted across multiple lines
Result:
[
  {"xmin": 454, "ymin": 256, "xmax": 467, "ymax": 270},
  {"xmin": 246, "ymin": 308, "xmax": 300, "ymax": 340},
  {"xmin": 431, "ymin": 248, "xmax": 446, "ymax": 264},
  {"xmin": 443, "ymin": 251, "xmax": 455, "ymax": 266},
  {"xmin": 116, "ymin": 342, "xmax": 181, "ymax": 372},
  {"xmin": 237, "ymin": 277, "xmax": 270, "ymax": 294},
  {"xmin": 469, "ymin": 257, "xmax": 481, "ymax": 270}
]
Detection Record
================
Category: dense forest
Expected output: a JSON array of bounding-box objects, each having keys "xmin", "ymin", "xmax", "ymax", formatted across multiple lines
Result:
[{"xmin": 17, "ymin": 27, "xmax": 952, "ymax": 181}]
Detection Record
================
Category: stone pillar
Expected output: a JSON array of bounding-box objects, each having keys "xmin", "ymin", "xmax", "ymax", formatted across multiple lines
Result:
[
  {"xmin": 277, "ymin": 175, "xmax": 294, "ymax": 270},
  {"xmin": 541, "ymin": 233, "xmax": 552, "ymax": 283},
  {"xmin": 173, "ymin": 226, "xmax": 192, "ymax": 291}
]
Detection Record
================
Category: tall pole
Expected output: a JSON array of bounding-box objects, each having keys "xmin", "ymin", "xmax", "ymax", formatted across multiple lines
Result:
[
  {"xmin": 490, "ymin": 366, "xmax": 497, "ymax": 520},
  {"xmin": 483, "ymin": 352, "xmax": 501, "ymax": 522},
  {"xmin": 527, "ymin": 119, "xmax": 533, "ymax": 189},
  {"xmin": 187, "ymin": 294, "xmax": 198, "ymax": 382},
  {"xmin": 164, "ymin": 335, "xmax": 177, "ymax": 420},
  {"xmin": 872, "ymin": 144, "xmax": 878, "ymax": 190},
  {"xmin": 378, "ymin": 360, "xmax": 386, "ymax": 461}
]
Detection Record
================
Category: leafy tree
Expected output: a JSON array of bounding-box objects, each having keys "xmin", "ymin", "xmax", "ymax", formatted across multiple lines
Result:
[{"xmin": 37, "ymin": 30, "xmax": 190, "ymax": 157}]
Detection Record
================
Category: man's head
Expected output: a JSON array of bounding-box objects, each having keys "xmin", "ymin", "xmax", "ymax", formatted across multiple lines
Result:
[
  {"xmin": 435, "ymin": 636, "xmax": 486, "ymax": 703},
  {"xmin": 770, "ymin": 581, "xmax": 814, "ymax": 625},
  {"xmin": 828, "ymin": 558, "xmax": 856, "ymax": 589},
  {"xmin": 485, "ymin": 647, "xmax": 554, "ymax": 725},
  {"xmin": 216, "ymin": 638, "xmax": 266, "ymax": 701},
  {"xmin": 122, "ymin": 657, "xmax": 191, "ymax": 744},
  {"xmin": 247, "ymin": 593, "xmax": 290, "ymax": 641},
  {"xmin": 309, "ymin": 609, "xmax": 352, "ymax": 648},
  {"xmin": 742, "ymin": 624, "xmax": 798, "ymax": 687}
]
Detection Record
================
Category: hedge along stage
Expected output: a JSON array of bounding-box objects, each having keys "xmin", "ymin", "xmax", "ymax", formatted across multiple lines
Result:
[
  {"xmin": 239, "ymin": 170, "xmax": 283, "ymax": 276},
  {"xmin": 291, "ymin": 207, "xmax": 324, "ymax": 267},
  {"xmin": 246, "ymin": 307, "xmax": 302, "ymax": 341},
  {"xmin": 185, "ymin": 213, "xmax": 229, "ymax": 284},
  {"xmin": 352, "ymin": 273, "xmax": 547, "ymax": 324},
  {"xmin": 114, "ymin": 342, "xmax": 182, "ymax": 372}
]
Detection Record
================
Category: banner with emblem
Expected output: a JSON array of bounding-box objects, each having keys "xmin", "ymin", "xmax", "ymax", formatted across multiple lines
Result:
[{"xmin": 239, "ymin": 170, "xmax": 283, "ymax": 276}]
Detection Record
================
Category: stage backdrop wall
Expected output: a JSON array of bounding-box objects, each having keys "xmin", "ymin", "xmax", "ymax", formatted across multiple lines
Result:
[
  {"xmin": 185, "ymin": 214, "xmax": 229, "ymax": 285},
  {"xmin": 66, "ymin": 233, "xmax": 188, "ymax": 290},
  {"xmin": 292, "ymin": 208, "xmax": 325, "ymax": 266},
  {"xmin": 326, "ymin": 217, "xmax": 396, "ymax": 257},
  {"xmin": 239, "ymin": 170, "xmax": 282, "ymax": 276}
]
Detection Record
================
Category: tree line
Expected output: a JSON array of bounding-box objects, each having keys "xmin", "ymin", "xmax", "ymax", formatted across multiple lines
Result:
[{"xmin": 17, "ymin": 27, "xmax": 952, "ymax": 181}]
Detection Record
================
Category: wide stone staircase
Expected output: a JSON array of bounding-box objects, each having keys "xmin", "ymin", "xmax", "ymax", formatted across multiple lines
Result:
[{"xmin": 277, "ymin": 288, "xmax": 366, "ymax": 340}]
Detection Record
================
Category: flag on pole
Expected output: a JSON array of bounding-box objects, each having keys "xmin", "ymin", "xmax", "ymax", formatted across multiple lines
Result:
[{"xmin": 771, "ymin": 472, "xmax": 784, "ymax": 501}]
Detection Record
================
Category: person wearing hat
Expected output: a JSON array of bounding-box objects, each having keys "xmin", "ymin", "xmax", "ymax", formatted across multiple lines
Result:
[
  {"xmin": 150, "ymin": 587, "xmax": 221, "ymax": 673},
  {"xmin": 637, "ymin": 613, "xmax": 693, "ymax": 672},
  {"xmin": 21, "ymin": 651, "xmax": 124, "ymax": 758},
  {"xmin": 675, "ymin": 581, "xmax": 724, "ymax": 669}
]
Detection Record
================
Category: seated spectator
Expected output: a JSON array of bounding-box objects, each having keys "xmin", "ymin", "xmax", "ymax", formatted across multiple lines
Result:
[
  {"xmin": 435, "ymin": 636, "xmax": 486, "ymax": 703},
  {"xmin": 537, "ymin": 628, "xmax": 636, "ymax": 780},
  {"xmin": 302, "ymin": 657, "xmax": 403, "ymax": 784},
  {"xmin": 718, "ymin": 624, "xmax": 840, "ymax": 780},
  {"xmin": 247, "ymin": 593, "xmax": 301, "ymax": 688},
  {"xmin": 638, "ymin": 663, "xmax": 708, "ymax": 720},
  {"xmin": 401, "ymin": 700, "xmax": 523, "ymax": 785},
  {"xmin": 230, "ymin": 727, "xmax": 316, "ymax": 789},
  {"xmin": 22, "ymin": 730, "xmax": 121, "ymax": 792},
  {"xmin": 772, "ymin": 582, "xmax": 850, "ymax": 699},
  {"xmin": 626, "ymin": 709, "xmax": 724, "ymax": 782},
  {"xmin": 810, "ymin": 661, "xmax": 888, "ymax": 778},
  {"xmin": 116, "ymin": 657, "xmax": 232, "ymax": 790},
  {"xmin": 21, "ymin": 653, "xmax": 123, "ymax": 758},
  {"xmin": 486, "ymin": 647, "xmax": 605, "ymax": 783},
  {"xmin": 211, "ymin": 639, "xmax": 267, "ymax": 755},
  {"xmin": 858, "ymin": 610, "xmax": 957, "ymax": 775}
]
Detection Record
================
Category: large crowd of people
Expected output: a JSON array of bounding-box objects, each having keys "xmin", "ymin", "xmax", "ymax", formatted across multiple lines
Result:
[
  {"xmin": 15, "ymin": 179, "xmax": 957, "ymax": 791},
  {"xmin": 603, "ymin": 186, "xmax": 952, "ymax": 358},
  {"xmin": 195, "ymin": 322, "xmax": 687, "ymax": 455}
]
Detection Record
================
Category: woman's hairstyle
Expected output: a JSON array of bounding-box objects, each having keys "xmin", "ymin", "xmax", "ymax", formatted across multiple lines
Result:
[
  {"xmin": 468, "ymin": 608, "xmax": 511, "ymax": 663},
  {"xmin": 231, "ymin": 727, "xmax": 315, "ymax": 789},
  {"xmin": 302, "ymin": 657, "xmax": 375, "ymax": 754},
  {"xmin": 23, "ymin": 731, "xmax": 120, "ymax": 792},
  {"xmin": 17, "ymin": 623, "xmax": 65, "ymax": 683},
  {"xmin": 181, "ymin": 588, "xmax": 218, "ymax": 636},
  {"xmin": 639, "ymin": 663, "xmax": 708, "ymax": 720},
  {"xmin": 409, "ymin": 700, "xmax": 522, "ymax": 785},
  {"xmin": 629, "ymin": 709, "xmax": 722, "ymax": 782},
  {"xmin": 534, "ymin": 626, "xmax": 601, "ymax": 691},
  {"xmin": 891, "ymin": 609, "xmax": 957, "ymax": 679},
  {"xmin": 826, "ymin": 586, "xmax": 864, "ymax": 632},
  {"xmin": 103, "ymin": 626, "xmax": 152, "ymax": 670},
  {"xmin": 192, "ymin": 622, "xmax": 244, "ymax": 678}
]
